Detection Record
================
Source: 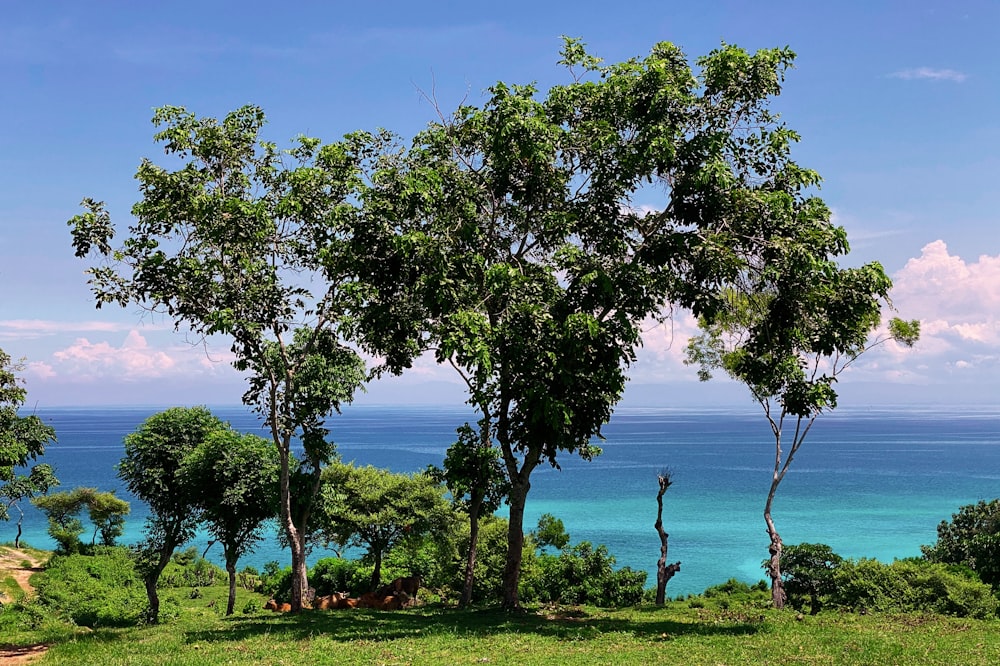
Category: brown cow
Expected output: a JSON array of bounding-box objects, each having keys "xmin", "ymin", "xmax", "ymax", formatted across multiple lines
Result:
[{"xmin": 264, "ymin": 598, "xmax": 292, "ymax": 612}]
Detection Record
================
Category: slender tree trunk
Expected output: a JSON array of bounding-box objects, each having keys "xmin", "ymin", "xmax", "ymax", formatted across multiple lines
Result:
[
  {"xmin": 278, "ymin": 448, "xmax": 308, "ymax": 612},
  {"xmin": 460, "ymin": 492, "xmax": 484, "ymax": 608},
  {"xmin": 13, "ymin": 507, "xmax": 23, "ymax": 549},
  {"xmin": 764, "ymin": 485, "xmax": 786, "ymax": 609},
  {"xmin": 654, "ymin": 472, "xmax": 680, "ymax": 605},
  {"xmin": 502, "ymin": 480, "xmax": 529, "ymax": 611}
]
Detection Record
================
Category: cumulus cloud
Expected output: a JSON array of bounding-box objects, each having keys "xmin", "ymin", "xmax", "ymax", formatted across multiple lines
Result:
[
  {"xmin": 879, "ymin": 240, "xmax": 1000, "ymax": 377},
  {"xmin": 890, "ymin": 67, "xmax": 968, "ymax": 82},
  {"xmin": 32, "ymin": 330, "xmax": 233, "ymax": 383}
]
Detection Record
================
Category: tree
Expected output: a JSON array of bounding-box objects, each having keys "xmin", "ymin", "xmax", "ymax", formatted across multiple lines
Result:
[
  {"xmin": 686, "ymin": 287, "xmax": 919, "ymax": 608},
  {"xmin": 32, "ymin": 487, "xmax": 130, "ymax": 552},
  {"xmin": 532, "ymin": 513, "xmax": 570, "ymax": 553},
  {"xmin": 315, "ymin": 461, "xmax": 452, "ymax": 591},
  {"xmin": 357, "ymin": 38, "xmax": 849, "ymax": 609},
  {"xmin": 780, "ymin": 542, "xmax": 843, "ymax": 614},
  {"xmin": 427, "ymin": 421, "xmax": 509, "ymax": 607},
  {"xmin": 180, "ymin": 429, "xmax": 280, "ymax": 615},
  {"xmin": 119, "ymin": 406, "xmax": 227, "ymax": 622},
  {"xmin": 32, "ymin": 489, "xmax": 86, "ymax": 554},
  {"xmin": 653, "ymin": 469, "xmax": 681, "ymax": 605},
  {"xmin": 922, "ymin": 499, "xmax": 1000, "ymax": 590},
  {"xmin": 84, "ymin": 489, "xmax": 130, "ymax": 547},
  {"xmin": 69, "ymin": 107, "xmax": 378, "ymax": 611},
  {"xmin": 1, "ymin": 348, "xmax": 58, "ymax": 547}
]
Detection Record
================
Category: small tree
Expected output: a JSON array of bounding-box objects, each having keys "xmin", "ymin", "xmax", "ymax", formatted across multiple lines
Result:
[
  {"xmin": 427, "ymin": 421, "xmax": 510, "ymax": 606},
  {"xmin": 654, "ymin": 469, "xmax": 681, "ymax": 605},
  {"xmin": 316, "ymin": 462, "xmax": 453, "ymax": 591},
  {"xmin": 687, "ymin": 293, "xmax": 919, "ymax": 608},
  {"xmin": 780, "ymin": 542, "xmax": 843, "ymax": 614},
  {"xmin": 1, "ymin": 348, "xmax": 58, "ymax": 547},
  {"xmin": 181, "ymin": 429, "xmax": 280, "ymax": 615},
  {"xmin": 33, "ymin": 489, "xmax": 87, "ymax": 554},
  {"xmin": 922, "ymin": 499, "xmax": 1000, "ymax": 590},
  {"xmin": 119, "ymin": 406, "xmax": 227, "ymax": 622},
  {"xmin": 82, "ymin": 488, "xmax": 130, "ymax": 546}
]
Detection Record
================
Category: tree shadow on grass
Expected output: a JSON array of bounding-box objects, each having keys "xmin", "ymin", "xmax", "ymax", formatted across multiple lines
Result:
[{"xmin": 180, "ymin": 604, "xmax": 766, "ymax": 646}]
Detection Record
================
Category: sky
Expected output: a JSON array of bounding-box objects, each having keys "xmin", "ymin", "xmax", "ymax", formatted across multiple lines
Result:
[{"xmin": 1, "ymin": 0, "xmax": 998, "ymax": 409}]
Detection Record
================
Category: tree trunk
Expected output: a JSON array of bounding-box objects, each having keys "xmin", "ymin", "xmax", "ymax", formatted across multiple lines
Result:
[
  {"xmin": 143, "ymin": 545, "xmax": 173, "ymax": 623},
  {"xmin": 654, "ymin": 472, "xmax": 679, "ymax": 605},
  {"xmin": 764, "ymin": 495, "xmax": 786, "ymax": 609},
  {"xmin": 502, "ymin": 480, "xmax": 529, "ymax": 611},
  {"xmin": 14, "ymin": 514, "xmax": 23, "ymax": 549},
  {"xmin": 460, "ymin": 492, "xmax": 484, "ymax": 608},
  {"xmin": 277, "ymin": 447, "xmax": 311, "ymax": 612},
  {"xmin": 370, "ymin": 548, "xmax": 383, "ymax": 592},
  {"xmin": 225, "ymin": 553, "xmax": 238, "ymax": 616}
]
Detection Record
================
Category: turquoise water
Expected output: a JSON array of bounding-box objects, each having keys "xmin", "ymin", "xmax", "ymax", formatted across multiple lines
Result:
[{"xmin": 8, "ymin": 405, "xmax": 999, "ymax": 597}]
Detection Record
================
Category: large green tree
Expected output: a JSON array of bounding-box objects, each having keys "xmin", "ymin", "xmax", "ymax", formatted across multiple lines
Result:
[
  {"xmin": 315, "ymin": 461, "xmax": 452, "ymax": 592},
  {"xmin": 119, "ymin": 406, "xmax": 227, "ymax": 622},
  {"xmin": 180, "ymin": 429, "xmax": 280, "ymax": 615},
  {"xmin": 69, "ymin": 107, "xmax": 376, "ymax": 611},
  {"xmin": 357, "ymin": 38, "xmax": 857, "ymax": 609},
  {"xmin": 0, "ymin": 348, "xmax": 58, "ymax": 548}
]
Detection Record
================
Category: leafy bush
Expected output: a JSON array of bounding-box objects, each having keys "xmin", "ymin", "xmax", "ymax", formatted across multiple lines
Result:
[
  {"xmin": 33, "ymin": 547, "xmax": 147, "ymax": 627},
  {"xmin": 311, "ymin": 557, "xmax": 364, "ymax": 596},
  {"xmin": 780, "ymin": 543, "xmax": 843, "ymax": 614},
  {"xmin": 689, "ymin": 578, "xmax": 771, "ymax": 610},
  {"xmin": 524, "ymin": 541, "xmax": 646, "ymax": 607},
  {"xmin": 259, "ymin": 561, "xmax": 292, "ymax": 599},
  {"xmin": 922, "ymin": 499, "xmax": 1000, "ymax": 590},
  {"xmin": 830, "ymin": 558, "xmax": 998, "ymax": 618},
  {"xmin": 159, "ymin": 552, "xmax": 225, "ymax": 588}
]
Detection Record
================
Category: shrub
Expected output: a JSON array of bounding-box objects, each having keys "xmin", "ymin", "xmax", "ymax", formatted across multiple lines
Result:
[
  {"xmin": 780, "ymin": 543, "xmax": 843, "ymax": 614},
  {"xmin": 159, "ymin": 553, "xmax": 225, "ymax": 588},
  {"xmin": 525, "ymin": 541, "xmax": 646, "ymax": 607},
  {"xmin": 830, "ymin": 558, "xmax": 998, "ymax": 618},
  {"xmin": 33, "ymin": 547, "xmax": 147, "ymax": 627},
  {"xmin": 310, "ymin": 557, "xmax": 363, "ymax": 596},
  {"xmin": 923, "ymin": 499, "xmax": 1000, "ymax": 590}
]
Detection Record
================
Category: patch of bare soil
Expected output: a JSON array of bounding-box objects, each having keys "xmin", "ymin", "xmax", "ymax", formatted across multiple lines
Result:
[{"xmin": 0, "ymin": 546, "xmax": 51, "ymax": 664}]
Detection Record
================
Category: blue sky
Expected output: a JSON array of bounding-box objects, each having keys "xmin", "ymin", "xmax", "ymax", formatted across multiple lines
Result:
[{"xmin": 1, "ymin": 1, "xmax": 998, "ymax": 407}]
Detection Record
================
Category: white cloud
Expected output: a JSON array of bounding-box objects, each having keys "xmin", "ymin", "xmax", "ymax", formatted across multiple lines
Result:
[
  {"xmin": 0, "ymin": 319, "xmax": 169, "ymax": 337},
  {"xmin": 890, "ymin": 67, "xmax": 968, "ymax": 82},
  {"xmin": 32, "ymin": 330, "xmax": 233, "ymax": 383}
]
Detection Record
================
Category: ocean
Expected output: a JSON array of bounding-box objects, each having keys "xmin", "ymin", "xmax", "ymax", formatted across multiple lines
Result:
[{"xmin": 7, "ymin": 405, "xmax": 999, "ymax": 597}]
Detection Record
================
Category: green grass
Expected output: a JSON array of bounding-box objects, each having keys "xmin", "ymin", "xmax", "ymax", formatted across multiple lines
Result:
[{"xmin": 25, "ymin": 588, "xmax": 1000, "ymax": 665}]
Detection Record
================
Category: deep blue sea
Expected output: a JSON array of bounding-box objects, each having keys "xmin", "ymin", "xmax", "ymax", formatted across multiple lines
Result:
[{"xmin": 7, "ymin": 405, "xmax": 999, "ymax": 597}]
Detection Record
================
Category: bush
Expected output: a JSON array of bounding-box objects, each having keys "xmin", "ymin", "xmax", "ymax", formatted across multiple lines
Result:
[
  {"xmin": 33, "ymin": 547, "xmax": 147, "ymax": 627},
  {"xmin": 780, "ymin": 543, "xmax": 843, "ymax": 614},
  {"xmin": 310, "ymin": 558, "xmax": 364, "ymax": 596},
  {"xmin": 830, "ymin": 558, "xmax": 998, "ymax": 618},
  {"xmin": 259, "ymin": 561, "xmax": 291, "ymax": 599},
  {"xmin": 923, "ymin": 499, "xmax": 1000, "ymax": 590},
  {"xmin": 159, "ymin": 553, "xmax": 225, "ymax": 588},
  {"xmin": 524, "ymin": 541, "xmax": 646, "ymax": 607}
]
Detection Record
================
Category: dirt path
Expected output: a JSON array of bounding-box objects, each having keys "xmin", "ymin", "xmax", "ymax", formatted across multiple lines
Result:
[
  {"xmin": 0, "ymin": 546, "xmax": 46, "ymax": 602},
  {"xmin": 0, "ymin": 546, "xmax": 51, "ymax": 664}
]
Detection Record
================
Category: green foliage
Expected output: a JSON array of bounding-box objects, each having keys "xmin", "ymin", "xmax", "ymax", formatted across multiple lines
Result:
[
  {"xmin": 158, "ymin": 553, "xmax": 225, "ymax": 588},
  {"xmin": 532, "ymin": 513, "xmax": 570, "ymax": 552},
  {"xmin": 32, "ymin": 487, "xmax": 130, "ymax": 553},
  {"xmin": 829, "ymin": 558, "xmax": 998, "ymax": 618},
  {"xmin": 119, "ymin": 407, "xmax": 229, "ymax": 622},
  {"xmin": 779, "ymin": 543, "xmax": 843, "ymax": 614},
  {"xmin": 922, "ymin": 499, "xmax": 1000, "ymax": 590},
  {"xmin": 258, "ymin": 561, "xmax": 291, "ymax": 600},
  {"xmin": 519, "ymin": 517, "xmax": 646, "ymax": 608},
  {"xmin": 70, "ymin": 104, "xmax": 382, "ymax": 609},
  {"xmin": 33, "ymin": 547, "xmax": 147, "ymax": 627},
  {"xmin": 315, "ymin": 461, "xmax": 454, "ymax": 590},
  {"xmin": 0, "ymin": 348, "xmax": 58, "ymax": 537},
  {"xmin": 691, "ymin": 578, "xmax": 771, "ymax": 610},
  {"xmin": 310, "ymin": 557, "xmax": 364, "ymax": 596}
]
